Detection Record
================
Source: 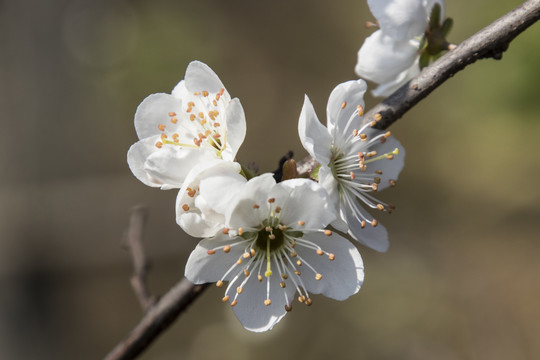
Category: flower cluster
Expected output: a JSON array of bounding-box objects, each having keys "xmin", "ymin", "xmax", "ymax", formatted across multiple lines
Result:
[{"xmin": 127, "ymin": 0, "xmax": 450, "ymax": 332}]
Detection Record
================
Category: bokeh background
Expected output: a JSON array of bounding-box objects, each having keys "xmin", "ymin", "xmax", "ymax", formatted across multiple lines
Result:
[{"xmin": 1, "ymin": 0, "xmax": 539, "ymax": 359}]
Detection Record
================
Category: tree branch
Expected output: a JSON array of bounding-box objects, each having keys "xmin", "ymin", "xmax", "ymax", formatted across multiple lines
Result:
[
  {"xmin": 367, "ymin": 0, "xmax": 540, "ymax": 130},
  {"xmin": 104, "ymin": 1, "xmax": 540, "ymax": 359}
]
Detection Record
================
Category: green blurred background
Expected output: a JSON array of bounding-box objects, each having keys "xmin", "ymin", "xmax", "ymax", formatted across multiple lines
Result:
[{"xmin": 1, "ymin": 0, "xmax": 539, "ymax": 359}]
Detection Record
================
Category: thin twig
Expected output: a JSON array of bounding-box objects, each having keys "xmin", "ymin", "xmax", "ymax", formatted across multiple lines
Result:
[
  {"xmin": 104, "ymin": 2, "xmax": 540, "ymax": 359},
  {"xmin": 125, "ymin": 205, "xmax": 155, "ymax": 312}
]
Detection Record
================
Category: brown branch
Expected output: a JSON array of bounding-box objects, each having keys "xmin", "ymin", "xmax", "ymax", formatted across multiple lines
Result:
[
  {"xmin": 367, "ymin": 0, "xmax": 540, "ymax": 130},
  {"xmin": 104, "ymin": 1, "xmax": 540, "ymax": 359},
  {"xmin": 125, "ymin": 205, "xmax": 155, "ymax": 312}
]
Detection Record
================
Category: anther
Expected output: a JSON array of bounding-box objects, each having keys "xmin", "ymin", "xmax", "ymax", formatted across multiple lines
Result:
[
  {"xmin": 377, "ymin": 204, "xmax": 385, "ymax": 211},
  {"xmin": 281, "ymin": 273, "xmax": 288, "ymax": 279},
  {"xmin": 243, "ymin": 252, "xmax": 250, "ymax": 259},
  {"xmin": 182, "ymin": 204, "xmax": 189, "ymax": 211},
  {"xmin": 357, "ymin": 105, "xmax": 364, "ymax": 117},
  {"xmin": 296, "ymin": 260, "xmax": 302, "ymax": 266},
  {"xmin": 265, "ymin": 226, "xmax": 272, "ymax": 232},
  {"xmin": 350, "ymin": 171, "xmax": 355, "ymax": 180},
  {"xmin": 212, "ymin": 100, "xmax": 218, "ymax": 106},
  {"xmin": 202, "ymin": 90, "xmax": 209, "ymax": 97},
  {"xmin": 374, "ymin": 177, "xmax": 381, "ymax": 184},
  {"xmin": 222, "ymin": 228, "xmax": 230, "ymax": 235},
  {"xmin": 190, "ymin": 114, "xmax": 196, "ymax": 121},
  {"xmin": 194, "ymin": 91, "xmax": 201, "ymax": 96},
  {"xmin": 290, "ymin": 251, "xmax": 297, "ymax": 257},
  {"xmin": 264, "ymin": 299, "xmax": 272, "ymax": 306},
  {"xmin": 237, "ymin": 287, "xmax": 243, "ymax": 294},
  {"xmin": 207, "ymin": 249, "xmax": 216, "ymax": 255},
  {"xmin": 315, "ymin": 274, "xmax": 323, "ymax": 281},
  {"xmin": 236, "ymin": 259, "xmax": 242, "ymax": 265},
  {"xmin": 328, "ymin": 253, "xmax": 335, "ymax": 261},
  {"xmin": 268, "ymin": 234, "xmax": 276, "ymax": 240},
  {"xmin": 216, "ymin": 280, "xmax": 224, "ymax": 288},
  {"xmin": 158, "ymin": 124, "xmax": 166, "ymax": 131},
  {"xmin": 324, "ymin": 230, "xmax": 332, "ymax": 236},
  {"xmin": 250, "ymin": 249, "xmax": 256, "ymax": 257},
  {"xmin": 244, "ymin": 269, "xmax": 250, "ymax": 277},
  {"xmin": 275, "ymin": 206, "xmax": 282, "ymax": 213},
  {"xmin": 280, "ymin": 281, "xmax": 286, "ymax": 288},
  {"xmin": 294, "ymin": 270, "xmax": 301, "ymax": 275},
  {"xmin": 372, "ymin": 219, "xmax": 379, "ymax": 227},
  {"xmin": 285, "ymin": 305, "xmax": 292, "ymax": 312},
  {"xmin": 238, "ymin": 228, "xmax": 244, "ymax": 236},
  {"xmin": 341, "ymin": 101, "xmax": 347, "ymax": 109},
  {"xmin": 389, "ymin": 179, "xmax": 397, "ymax": 187},
  {"xmin": 305, "ymin": 298, "xmax": 313, "ymax": 306},
  {"xmin": 375, "ymin": 170, "xmax": 383, "ymax": 175},
  {"xmin": 213, "ymin": 122, "xmax": 221, "ymax": 128},
  {"xmin": 223, "ymin": 245, "xmax": 231, "ymax": 253},
  {"xmin": 374, "ymin": 113, "xmax": 382, "ymax": 121},
  {"xmin": 155, "ymin": 142, "xmax": 163, "ymax": 149},
  {"xmin": 268, "ymin": 198, "xmax": 275, "ymax": 203},
  {"xmin": 352, "ymin": 129, "xmax": 358, "ymax": 137},
  {"xmin": 316, "ymin": 249, "xmax": 324, "ymax": 256},
  {"xmin": 222, "ymin": 295, "xmax": 229, "ymax": 302},
  {"xmin": 171, "ymin": 117, "xmax": 178, "ymax": 124},
  {"xmin": 168, "ymin": 112, "xmax": 176, "ymax": 117},
  {"xmin": 298, "ymin": 296, "xmax": 305, "ymax": 303},
  {"xmin": 297, "ymin": 221, "xmax": 305, "ymax": 226},
  {"xmin": 361, "ymin": 220, "xmax": 366, "ymax": 229},
  {"xmin": 372, "ymin": 183, "xmax": 379, "ymax": 191},
  {"xmin": 198, "ymin": 112, "xmax": 204, "ymax": 119},
  {"xmin": 258, "ymin": 275, "xmax": 263, "ymax": 282},
  {"xmin": 253, "ymin": 204, "xmax": 260, "ymax": 209},
  {"xmin": 360, "ymin": 133, "xmax": 367, "ymax": 141},
  {"xmin": 230, "ymin": 299, "xmax": 237, "ymax": 307}
]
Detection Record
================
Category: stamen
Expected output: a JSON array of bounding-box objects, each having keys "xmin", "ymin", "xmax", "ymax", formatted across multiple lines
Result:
[{"xmin": 216, "ymin": 280, "xmax": 224, "ymax": 288}]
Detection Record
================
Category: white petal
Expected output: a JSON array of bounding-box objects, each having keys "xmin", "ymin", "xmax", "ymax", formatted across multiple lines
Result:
[
  {"xmin": 341, "ymin": 200, "xmax": 389, "ymax": 252},
  {"xmin": 326, "ymin": 80, "xmax": 367, "ymax": 138},
  {"xmin": 298, "ymin": 95, "xmax": 332, "ymax": 165},
  {"xmin": 176, "ymin": 160, "xmax": 244, "ymax": 237},
  {"xmin": 296, "ymin": 232, "xmax": 364, "ymax": 300},
  {"xmin": 184, "ymin": 235, "xmax": 246, "ymax": 284},
  {"xmin": 127, "ymin": 137, "xmax": 162, "ymax": 188},
  {"xmin": 222, "ymin": 98, "xmax": 247, "ymax": 161},
  {"xmin": 144, "ymin": 145, "xmax": 217, "ymax": 189},
  {"xmin": 184, "ymin": 61, "xmax": 225, "ymax": 94},
  {"xmin": 227, "ymin": 261, "xmax": 297, "ymax": 332},
  {"xmin": 368, "ymin": 0, "xmax": 428, "ymax": 41},
  {"xmin": 226, "ymin": 174, "xmax": 277, "ymax": 229},
  {"xmin": 272, "ymin": 179, "xmax": 335, "ymax": 230},
  {"xmin": 171, "ymin": 80, "xmax": 188, "ymax": 100},
  {"xmin": 370, "ymin": 59, "xmax": 420, "ymax": 97},
  {"xmin": 134, "ymin": 93, "xmax": 184, "ymax": 140},
  {"xmin": 355, "ymin": 31, "xmax": 419, "ymax": 85}
]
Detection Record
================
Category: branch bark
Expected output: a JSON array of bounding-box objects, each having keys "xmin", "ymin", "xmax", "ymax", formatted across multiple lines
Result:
[{"xmin": 104, "ymin": 1, "xmax": 540, "ymax": 359}]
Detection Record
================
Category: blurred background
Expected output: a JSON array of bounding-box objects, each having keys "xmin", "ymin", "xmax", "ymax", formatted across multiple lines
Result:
[{"xmin": 1, "ymin": 0, "xmax": 539, "ymax": 359}]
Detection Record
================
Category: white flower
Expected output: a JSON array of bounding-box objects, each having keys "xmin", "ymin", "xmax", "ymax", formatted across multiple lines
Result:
[
  {"xmin": 298, "ymin": 79, "xmax": 405, "ymax": 252},
  {"xmin": 127, "ymin": 61, "xmax": 247, "ymax": 189},
  {"xmin": 355, "ymin": 0, "xmax": 445, "ymax": 97},
  {"xmin": 184, "ymin": 174, "xmax": 364, "ymax": 332}
]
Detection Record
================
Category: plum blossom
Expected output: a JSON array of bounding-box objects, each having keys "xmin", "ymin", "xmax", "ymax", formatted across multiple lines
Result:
[
  {"xmin": 355, "ymin": 0, "xmax": 445, "ymax": 97},
  {"xmin": 298, "ymin": 79, "xmax": 405, "ymax": 252},
  {"xmin": 127, "ymin": 61, "xmax": 246, "ymax": 189},
  {"xmin": 183, "ymin": 174, "xmax": 364, "ymax": 332}
]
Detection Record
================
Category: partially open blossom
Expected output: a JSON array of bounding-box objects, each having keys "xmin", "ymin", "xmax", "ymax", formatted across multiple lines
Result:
[
  {"xmin": 298, "ymin": 79, "xmax": 404, "ymax": 252},
  {"xmin": 355, "ymin": 0, "xmax": 445, "ymax": 97},
  {"xmin": 127, "ymin": 61, "xmax": 247, "ymax": 189},
  {"xmin": 184, "ymin": 174, "xmax": 364, "ymax": 332}
]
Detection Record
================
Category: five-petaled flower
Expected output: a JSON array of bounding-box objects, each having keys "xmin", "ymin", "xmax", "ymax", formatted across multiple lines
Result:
[
  {"xmin": 128, "ymin": 61, "xmax": 247, "ymax": 189},
  {"xmin": 183, "ymin": 174, "xmax": 364, "ymax": 332},
  {"xmin": 355, "ymin": 0, "xmax": 445, "ymax": 97},
  {"xmin": 298, "ymin": 79, "xmax": 405, "ymax": 252}
]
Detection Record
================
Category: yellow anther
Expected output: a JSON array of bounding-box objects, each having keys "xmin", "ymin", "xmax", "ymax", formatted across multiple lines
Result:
[
  {"xmin": 328, "ymin": 253, "xmax": 335, "ymax": 261},
  {"xmin": 290, "ymin": 251, "xmax": 297, "ymax": 257},
  {"xmin": 357, "ymin": 105, "xmax": 364, "ymax": 117},
  {"xmin": 264, "ymin": 299, "xmax": 272, "ymax": 306},
  {"xmin": 168, "ymin": 112, "xmax": 176, "ymax": 117},
  {"xmin": 281, "ymin": 273, "xmax": 288, "ymax": 279},
  {"xmin": 374, "ymin": 177, "xmax": 381, "ymax": 184},
  {"xmin": 360, "ymin": 133, "xmax": 367, "ymax": 141},
  {"xmin": 236, "ymin": 258, "xmax": 242, "ymax": 265},
  {"xmin": 250, "ymin": 249, "xmax": 256, "ymax": 257},
  {"xmin": 315, "ymin": 274, "xmax": 323, "ymax": 281},
  {"xmin": 182, "ymin": 204, "xmax": 189, "ymax": 211},
  {"xmin": 374, "ymin": 113, "xmax": 382, "ymax": 121},
  {"xmin": 298, "ymin": 296, "xmax": 305, "ymax": 303},
  {"xmin": 198, "ymin": 112, "xmax": 204, "ymax": 119},
  {"xmin": 253, "ymin": 204, "xmax": 260, "ymax": 209},
  {"xmin": 202, "ymin": 90, "xmax": 209, "ymax": 97},
  {"xmin": 171, "ymin": 117, "xmax": 178, "ymax": 124},
  {"xmin": 230, "ymin": 299, "xmax": 237, "ymax": 307},
  {"xmin": 243, "ymin": 252, "xmax": 250, "ymax": 259},
  {"xmin": 216, "ymin": 280, "xmax": 224, "ymax": 288},
  {"xmin": 222, "ymin": 228, "xmax": 229, "ymax": 235},
  {"xmin": 377, "ymin": 204, "xmax": 385, "ymax": 211},
  {"xmin": 158, "ymin": 124, "xmax": 166, "ymax": 131},
  {"xmin": 222, "ymin": 295, "xmax": 229, "ymax": 302},
  {"xmin": 294, "ymin": 270, "xmax": 301, "ymax": 275},
  {"xmin": 207, "ymin": 249, "xmax": 216, "ymax": 255},
  {"xmin": 296, "ymin": 260, "xmax": 302, "ymax": 266},
  {"xmin": 213, "ymin": 100, "xmax": 218, "ymax": 106},
  {"xmin": 316, "ymin": 249, "xmax": 324, "ymax": 256},
  {"xmin": 389, "ymin": 179, "xmax": 397, "ymax": 187},
  {"xmin": 280, "ymin": 281, "xmax": 286, "ymax": 288},
  {"xmin": 372, "ymin": 219, "xmax": 379, "ymax": 227},
  {"xmin": 243, "ymin": 269, "xmax": 250, "ymax": 277},
  {"xmin": 190, "ymin": 114, "xmax": 196, "ymax": 121},
  {"xmin": 361, "ymin": 220, "xmax": 366, "ymax": 229},
  {"xmin": 238, "ymin": 228, "xmax": 244, "ymax": 236},
  {"xmin": 265, "ymin": 226, "xmax": 272, "ymax": 232},
  {"xmin": 297, "ymin": 221, "xmax": 305, "ymax": 226},
  {"xmin": 213, "ymin": 122, "xmax": 221, "ymax": 127},
  {"xmin": 223, "ymin": 245, "xmax": 231, "ymax": 253},
  {"xmin": 305, "ymin": 298, "xmax": 313, "ymax": 306},
  {"xmin": 341, "ymin": 101, "xmax": 347, "ymax": 109},
  {"xmin": 350, "ymin": 171, "xmax": 355, "ymax": 180},
  {"xmin": 237, "ymin": 287, "xmax": 243, "ymax": 294},
  {"xmin": 352, "ymin": 129, "xmax": 358, "ymax": 137},
  {"xmin": 268, "ymin": 234, "xmax": 276, "ymax": 240},
  {"xmin": 155, "ymin": 142, "xmax": 163, "ymax": 149},
  {"xmin": 258, "ymin": 274, "xmax": 263, "ymax": 282},
  {"xmin": 324, "ymin": 229, "xmax": 332, "ymax": 236},
  {"xmin": 194, "ymin": 91, "xmax": 201, "ymax": 96},
  {"xmin": 268, "ymin": 198, "xmax": 275, "ymax": 203},
  {"xmin": 275, "ymin": 206, "xmax": 281, "ymax": 213}
]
